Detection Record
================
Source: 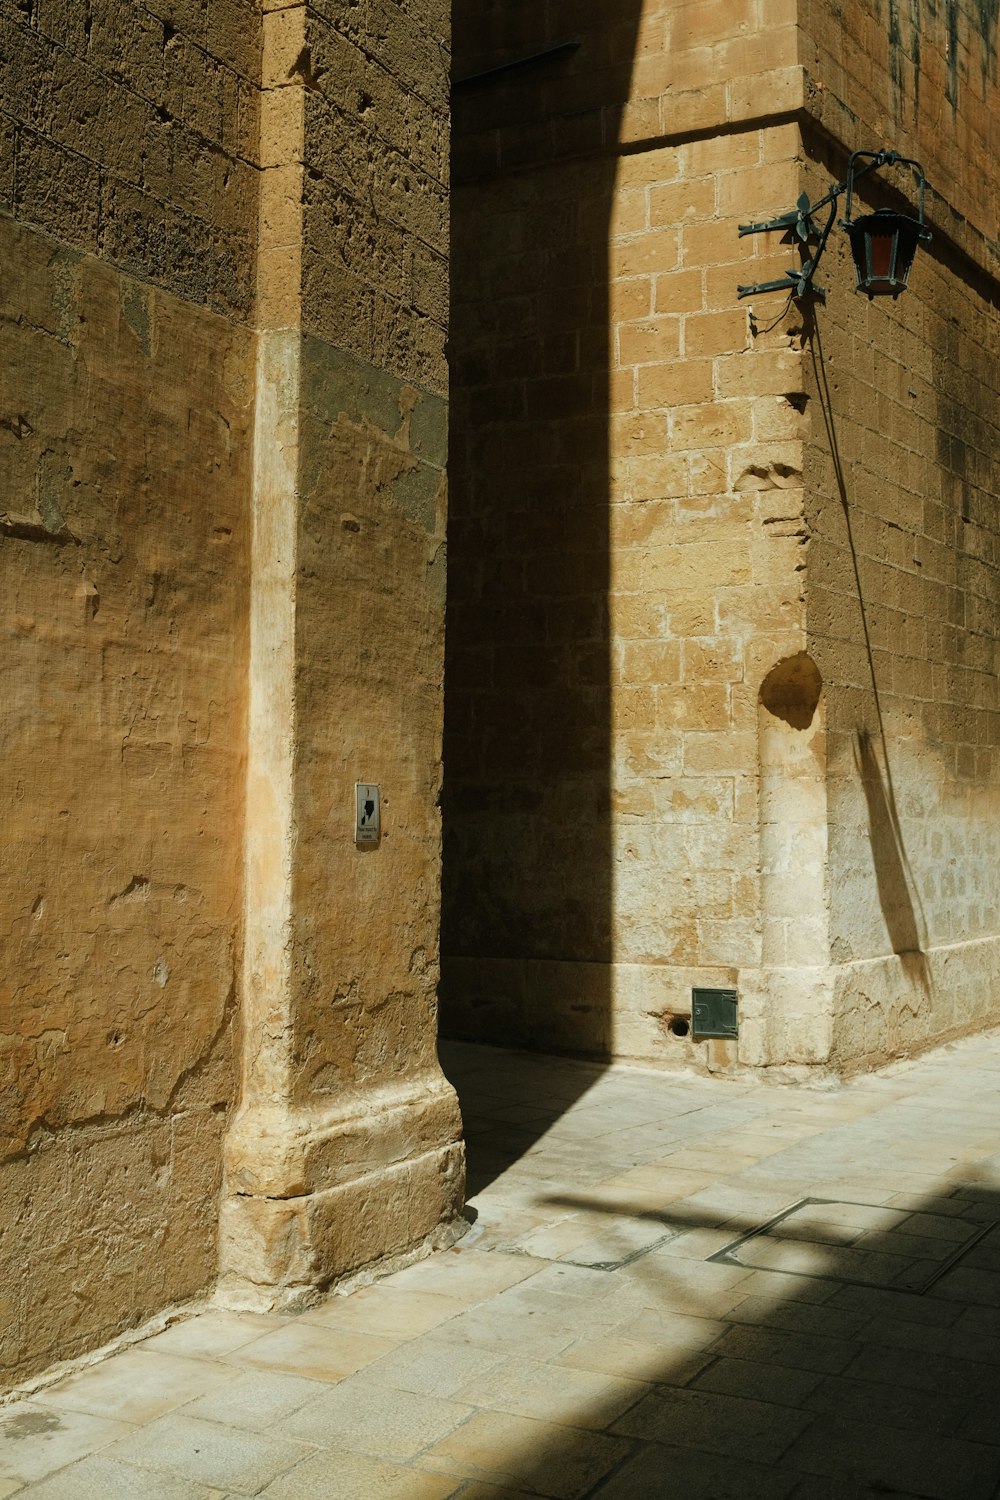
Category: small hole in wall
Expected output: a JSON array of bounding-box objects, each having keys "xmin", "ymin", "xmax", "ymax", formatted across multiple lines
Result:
[{"xmin": 667, "ymin": 1016, "xmax": 690, "ymax": 1038}]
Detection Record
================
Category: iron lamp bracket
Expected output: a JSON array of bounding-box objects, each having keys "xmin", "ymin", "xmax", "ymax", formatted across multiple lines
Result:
[{"xmin": 736, "ymin": 149, "xmax": 928, "ymax": 302}]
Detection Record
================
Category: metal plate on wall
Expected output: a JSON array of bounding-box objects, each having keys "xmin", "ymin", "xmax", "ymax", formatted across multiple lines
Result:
[{"xmin": 691, "ymin": 987, "xmax": 738, "ymax": 1040}]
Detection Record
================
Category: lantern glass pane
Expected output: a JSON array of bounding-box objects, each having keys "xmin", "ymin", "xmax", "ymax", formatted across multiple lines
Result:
[{"xmin": 868, "ymin": 231, "xmax": 895, "ymax": 279}]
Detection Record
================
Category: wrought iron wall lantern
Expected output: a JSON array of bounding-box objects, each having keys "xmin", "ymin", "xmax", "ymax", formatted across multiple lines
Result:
[{"xmin": 737, "ymin": 149, "xmax": 931, "ymax": 303}]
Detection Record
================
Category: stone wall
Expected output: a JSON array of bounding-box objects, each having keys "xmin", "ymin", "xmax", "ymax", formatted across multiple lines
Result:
[
  {"xmin": 796, "ymin": 0, "xmax": 1000, "ymax": 1066},
  {"xmin": 445, "ymin": 0, "xmax": 1000, "ymax": 1072},
  {"xmin": 2, "ymin": 0, "xmax": 460, "ymax": 1385},
  {"xmin": 444, "ymin": 1, "xmax": 809, "ymax": 1064},
  {"xmin": 0, "ymin": 0, "xmax": 259, "ymax": 318},
  {"xmin": 0, "ymin": 39, "xmax": 256, "ymax": 1382},
  {"xmin": 217, "ymin": 0, "xmax": 463, "ymax": 1307}
]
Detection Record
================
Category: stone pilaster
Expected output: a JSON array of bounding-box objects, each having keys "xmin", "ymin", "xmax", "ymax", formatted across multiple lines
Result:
[{"xmin": 219, "ymin": 2, "xmax": 464, "ymax": 1309}]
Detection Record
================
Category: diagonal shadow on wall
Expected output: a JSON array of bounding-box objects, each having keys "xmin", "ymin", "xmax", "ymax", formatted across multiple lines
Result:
[{"xmin": 808, "ymin": 311, "xmax": 932, "ymax": 998}]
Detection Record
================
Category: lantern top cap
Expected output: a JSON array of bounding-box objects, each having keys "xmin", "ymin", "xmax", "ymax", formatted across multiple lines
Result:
[{"xmin": 841, "ymin": 149, "xmax": 930, "ymax": 236}]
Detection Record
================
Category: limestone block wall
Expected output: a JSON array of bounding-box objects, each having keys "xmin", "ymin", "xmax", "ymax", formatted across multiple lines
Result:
[
  {"xmin": 0, "ymin": 0, "xmax": 258, "ymax": 1385},
  {"xmin": 800, "ymin": 0, "xmax": 1000, "ymax": 241},
  {"xmin": 444, "ymin": 1, "xmax": 813, "ymax": 1066},
  {"xmin": 0, "ymin": 0, "xmax": 259, "ymax": 320},
  {"xmin": 795, "ymin": 0, "xmax": 1000, "ymax": 1066},
  {"xmin": 446, "ymin": 0, "xmax": 1000, "ymax": 1074}
]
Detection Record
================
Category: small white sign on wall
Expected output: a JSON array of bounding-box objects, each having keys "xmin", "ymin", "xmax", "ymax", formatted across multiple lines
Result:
[{"xmin": 355, "ymin": 783, "xmax": 380, "ymax": 846}]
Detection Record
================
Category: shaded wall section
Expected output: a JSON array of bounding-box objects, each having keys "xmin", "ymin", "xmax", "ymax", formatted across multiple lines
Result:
[
  {"xmin": 444, "ymin": 3, "xmax": 813, "ymax": 1068},
  {"xmin": 797, "ymin": 0, "xmax": 1000, "ymax": 1065},
  {"xmin": 0, "ymin": 0, "xmax": 258, "ymax": 1387},
  {"xmin": 443, "ymin": 4, "xmax": 645, "ymax": 1058}
]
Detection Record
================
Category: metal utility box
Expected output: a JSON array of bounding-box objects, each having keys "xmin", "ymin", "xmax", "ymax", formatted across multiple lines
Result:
[{"xmin": 691, "ymin": 988, "xmax": 738, "ymax": 1040}]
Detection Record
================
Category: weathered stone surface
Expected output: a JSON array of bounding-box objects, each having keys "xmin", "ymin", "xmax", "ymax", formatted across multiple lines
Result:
[
  {"xmin": 7, "ymin": 0, "xmax": 1000, "ymax": 1406},
  {"xmin": 220, "ymin": 319, "xmax": 462, "ymax": 1307},
  {"xmin": 2, "ymin": 0, "xmax": 259, "ymax": 318},
  {"xmin": 2, "ymin": 0, "xmax": 458, "ymax": 1388},
  {"xmin": 218, "ymin": 2, "xmax": 462, "ymax": 1308},
  {"xmin": 0, "ymin": 215, "xmax": 252, "ymax": 1387}
]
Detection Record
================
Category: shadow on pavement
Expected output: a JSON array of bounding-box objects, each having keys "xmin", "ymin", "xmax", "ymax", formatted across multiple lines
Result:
[{"xmin": 439, "ymin": 1041, "xmax": 1000, "ymax": 1500}]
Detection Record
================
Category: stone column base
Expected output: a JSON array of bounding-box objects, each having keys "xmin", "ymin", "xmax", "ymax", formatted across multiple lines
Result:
[{"xmin": 217, "ymin": 1077, "xmax": 465, "ymax": 1310}]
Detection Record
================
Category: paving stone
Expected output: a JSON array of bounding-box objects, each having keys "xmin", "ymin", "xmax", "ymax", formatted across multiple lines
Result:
[
  {"xmin": 824, "ymin": 1283, "xmax": 963, "ymax": 1327},
  {"xmin": 522, "ymin": 1262, "xmax": 625, "ymax": 1300},
  {"xmin": 614, "ymin": 1307, "xmax": 729, "ymax": 1361},
  {"xmin": 277, "ymin": 1379, "xmax": 471, "ymax": 1459},
  {"xmin": 551, "ymin": 1220, "xmax": 676, "ymax": 1268},
  {"xmin": 356, "ymin": 1333, "xmax": 508, "ymax": 1399},
  {"xmin": 452, "ymin": 1356, "xmax": 648, "ymax": 1430},
  {"xmin": 803, "ymin": 1372, "xmax": 976, "ymax": 1435},
  {"xmin": 222, "ymin": 1320, "xmax": 399, "ymax": 1381},
  {"xmin": 840, "ymin": 1341, "xmax": 988, "ymax": 1400},
  {"xmin": 711, "ymin": 1324, "xmax": 860, "ymax": 1375},
  {"xmin": 728, "ymin": 1235, "xmax": 912, "ymax": 1286},
  {"xmin": 611, "ymin": 1386, "xmax": 812, "ymax": 1464},
  {"xmin": 644, "ymin": 1225, "xmax": 743, "ymax": 1261},
  {"xmin": 511, "ymin": 1218, "xmax": 612, "ymax": 1261},
  {"xmin": 780, "ymin": 1415, "xmax": 1000, "ymax": 1499},
  {"xmin": 442, "ymin": 1486, "xmax": 544, "ymax": 1500},
  {"xmin": 138, "ymin": 1311, "xmax": 281, "ymax": 1360},
  {"xmin": 298, "ymin": 1286, "xmax": 468, "ymax": 1338},
  {"xmin": 89, "ymin": 1411, "xmax": 310, "ymax": 1491},
  {"xmin": 783, "ymin": 1477, "xmax": 923, "ymax": 1498},
  {"xmin": 933, "ymin": 1267, "xmax": 1000, "ymax": 1308},
  {"xmin": 620, "ymin": 1257, "xmax": 755, "ymax": 1317},
  {"xmin": 961, "ymin": 1234, "xmax": 1000, "ymax": 1273},
  {"xmin": 10, "ymin": 1453, "xmax": 221, "ymax": 1498},
  {"xmin": 384, "ymin": 1250, "xmax": 547, "ymax": 1303},
  {"xmin": 720, "ymin": 1294, "xmax": 869, "ymax": 1340},
  {"xmin": 691, "ymin": 1356, "xmax": 826, "ymax": 1407},
  {"xmin": 437, "ymin": 1304, "xmax": 580, "ymax": 1361},
  {"xmin": 575, "ymin": 1166, "xmax": 717, "ymax": 1205},
  {"xmin": 854, "ymin": 1314, "xmax": 1000, "ymax": 1367},
  {"xmin": 589, "ymin": 1441, "xmax": 802, "ymax": 1498},
  {"xmin": 35, "ymin": 1348, "xmax": 240, "ymax": 1425},
  {"xmin": 257, "ymin": 1449, "xmax": 461, "ymax": 1498},
  {"xmin": 954, "ymin": 1303, "xmax": 1000, "ymax": 1338},
  {"xmin": 673, "ymin": 1186, "xmax": 803, "ymax": 1226},
  {"xmin": 895, "ymin": 1210, "xmax": 984, "ymax": 1242},
  {"xmin": 518, "ymin": 1281, "xmax": 650, "ymax": 1334},
  {"xmin": 557, "ymin": 1330, "xmax": 713, "ymax": 1387},
  {"xmin": 724, "ymin": 1271, "xmax": 839, "ymax": 1305},
  {"xmin": 777, "ymin": 1203, "xmax": 908, "ymax": 1237},
  {"xmin": 14, "ymin": 1039, "xmax": 1000, "ymax": 1499},
  {"xmin": 181, "ymin": 1368, "xmax": 327, "ymax": 1429},
  {"xmin": 0, "ymin": 1405, "xmax": 132, "ymax": 1485},
  {"xmin": 959, "ymin": 1397, "xmax": 1000, "ymax": 1447},
  {"xmin": 485, "ymin": 1283, "xmax": 627, "ymax": 1330},
  {"xmin": 460, "ymin": 1204, "xmax": 554, "ymax": 1253},
  {"xmin": 948, "ymin": 1195, "xmax": 1000, "ymax": 1222},
  {"xmin": 417, "ymin": 1409, "xmax": 629, "ymax": 1498}
]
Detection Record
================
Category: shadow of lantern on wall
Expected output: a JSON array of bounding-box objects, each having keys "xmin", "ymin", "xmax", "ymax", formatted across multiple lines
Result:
[{"xmin": 737, "ymin": 148, "xmax": 931, "ymax": 303}]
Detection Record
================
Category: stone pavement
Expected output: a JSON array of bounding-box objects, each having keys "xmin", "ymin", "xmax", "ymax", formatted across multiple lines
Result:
[{"xmin": 4, "ymin": 1034, "xmax": 1000, "ymax": 1499}]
